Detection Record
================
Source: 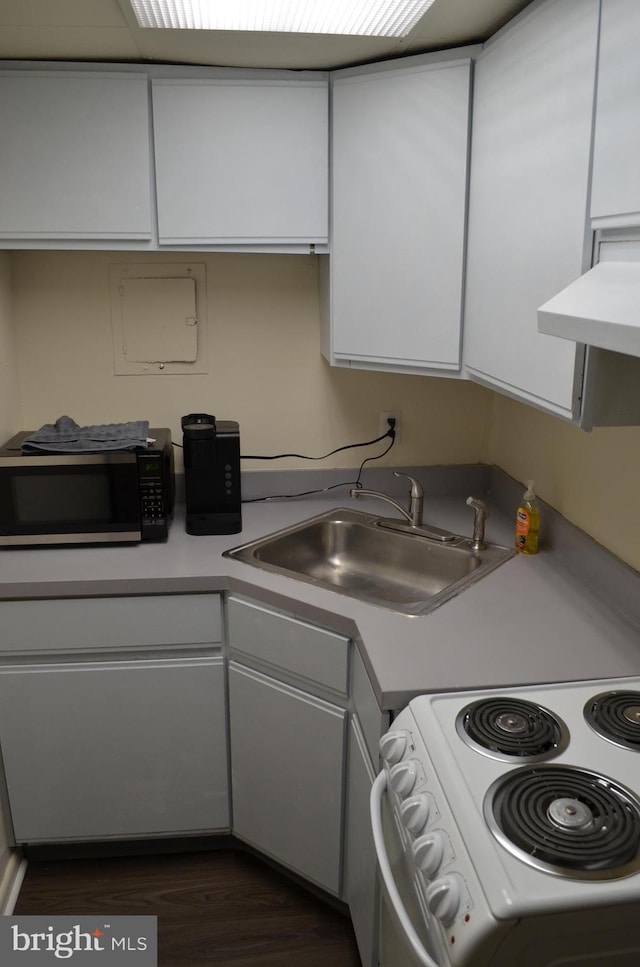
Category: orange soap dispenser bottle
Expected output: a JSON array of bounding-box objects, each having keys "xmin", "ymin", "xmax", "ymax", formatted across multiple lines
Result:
[{"xmin": 515, "ymin": 480, "xmax": 540, "ymax": 554}]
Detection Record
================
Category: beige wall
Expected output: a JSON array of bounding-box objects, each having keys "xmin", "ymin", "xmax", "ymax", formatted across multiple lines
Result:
[
  {"xmin": 487, "ymin": 394, "xmax": 640, "ymax": 572},
  {"xmin": 0, "ymin": 251, "xmax": 21, "ymax": 442},
  {"xmin": 11, "ymin": 251, "xmax": 492, "ymax": 471},
  {"xmin": 8, "ymin": 249, "xmax": 640, "ymax": 574}
]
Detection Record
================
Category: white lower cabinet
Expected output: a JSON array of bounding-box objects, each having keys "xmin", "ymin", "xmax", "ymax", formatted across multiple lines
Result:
[
  {"xmin": 0, "ymin": 586, "xmax": 388, "ymax": 952},
  {"xmin": 0, "ymin": 657, "xmax": 229, "ymax": 843},
  {"xmin": 346, "ymin": 647, "xmax": 390, "ymax": 967},
  {"xmin": 226, "ymin": 595, "xmax": 350, "ymax": 895},
  {"xmin": 345, "ymin": 717, "xmax": 379, "ymax": 967},
  {"xmin": 229, "ymin": 661, "xmax": 345, "ymax": 895}
]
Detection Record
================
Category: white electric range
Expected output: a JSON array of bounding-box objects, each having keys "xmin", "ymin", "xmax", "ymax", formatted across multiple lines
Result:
[{"xmin": 371, "ymin": 676, "xmax": 640, "ymax": 967}]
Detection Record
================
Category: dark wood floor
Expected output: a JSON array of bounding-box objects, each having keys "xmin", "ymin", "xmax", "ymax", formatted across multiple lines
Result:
[{"xmin": 15, "ymin": 848, "xmax": 363, "ymax": 967}]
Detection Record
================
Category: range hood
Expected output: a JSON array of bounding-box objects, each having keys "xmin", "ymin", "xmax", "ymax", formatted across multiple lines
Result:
[{"xmin": 538, "ymin": 260, "xmax": 640, "ymax": 358}]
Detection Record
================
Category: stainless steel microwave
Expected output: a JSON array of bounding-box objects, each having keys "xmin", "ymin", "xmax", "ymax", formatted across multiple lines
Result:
[{"xmin": 0, "ymin": 429, "xmax": 175, "ymax": 547}]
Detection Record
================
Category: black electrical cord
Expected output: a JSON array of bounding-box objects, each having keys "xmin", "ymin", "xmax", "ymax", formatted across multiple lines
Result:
[
  {"xmin": 172, "ymin": 429, "xmax": 392, "ymax": 459},
  {"xmin": 242, "ymin": 429, "xmax": 396, "ymax": 503},
  {"xmin": 241, "ymin": 429, "xmax": 392, "ymax": 462}
]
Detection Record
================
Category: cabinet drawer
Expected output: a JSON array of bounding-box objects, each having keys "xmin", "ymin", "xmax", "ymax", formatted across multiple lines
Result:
[
  {"xmin": 227, "ymin": 596, "xmax": 349, "ymax": 695},
  {"xmin": 0, "ymin": 594, "xmax": 222, "ymax": 655}
]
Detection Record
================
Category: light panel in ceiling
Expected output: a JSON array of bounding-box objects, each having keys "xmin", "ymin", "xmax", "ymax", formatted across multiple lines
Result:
[{"xmin": 129, "ymin": 0, "xmax": 437, "ymax": 37}]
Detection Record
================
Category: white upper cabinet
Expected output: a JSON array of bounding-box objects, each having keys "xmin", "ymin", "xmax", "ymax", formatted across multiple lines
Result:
[
  {"xmin": 590, "ymin": 0, "xmax": 640, "ymax": 228},
  {"xmin": 324, "ymin": 54, "xmax": 474, "ymax": 374},
  {"xmin": 0, "ymin": 71, "xmax": 152, "ymax": 241},
  {"xmin": 463, "ymin": 0, "xmax": 599, "ymax": 420},
  {"xmin": 152, "ymin": 76, "xmax": 328, "ymax": 246}
]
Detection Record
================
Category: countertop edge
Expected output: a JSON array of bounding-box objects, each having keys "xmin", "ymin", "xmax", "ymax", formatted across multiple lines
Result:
[{"xmin": 1, "ymin": 468, "xmax": 640, "ymax": 713}]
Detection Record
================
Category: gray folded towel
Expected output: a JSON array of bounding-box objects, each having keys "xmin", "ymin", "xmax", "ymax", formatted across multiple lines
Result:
[{"xmin": 21, "ymin": 415, "xmax": 150, "ymax": 454}]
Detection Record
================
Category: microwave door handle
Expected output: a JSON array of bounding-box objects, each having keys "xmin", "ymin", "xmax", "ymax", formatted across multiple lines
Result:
[{"xmin": 370, "ymin": 771, "xmax": 441, "ymax": 967}]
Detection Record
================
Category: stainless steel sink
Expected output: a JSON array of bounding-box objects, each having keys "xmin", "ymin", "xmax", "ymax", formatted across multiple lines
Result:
[{"xmin": 224, "ymin": 508, "xmax": 514, "ymax": 616}]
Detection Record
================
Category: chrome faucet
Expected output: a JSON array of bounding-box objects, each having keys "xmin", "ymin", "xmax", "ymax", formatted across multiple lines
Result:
[
  {"xmin": 466, "ymin": 496, "xmax": 489, "ymax": 550},
  {"xmin": 350, "ymin": 471, "xmax": 423, "ymax": 525},
  {"xmin": 350, "ymin": 472, "xmax": 455, "ymax": 542}
]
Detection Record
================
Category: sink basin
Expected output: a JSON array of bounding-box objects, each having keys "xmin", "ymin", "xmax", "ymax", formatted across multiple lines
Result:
[{"xmin": 224, "ymin": 508, "xmax": 514, "ymax": 616}]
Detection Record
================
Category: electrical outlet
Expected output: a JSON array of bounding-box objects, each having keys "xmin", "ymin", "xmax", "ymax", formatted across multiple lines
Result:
[{"xmin": 380, "ymin": 411, "xmax": 401, "ymax": 441}]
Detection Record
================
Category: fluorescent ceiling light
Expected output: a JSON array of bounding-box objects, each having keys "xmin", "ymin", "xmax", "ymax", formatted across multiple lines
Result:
[{"xmin": 129, "ymin": 0, "xmax": 437, "ymax": 37}]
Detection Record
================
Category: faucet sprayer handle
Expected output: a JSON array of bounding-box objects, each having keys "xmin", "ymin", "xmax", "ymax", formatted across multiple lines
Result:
[
  {"xmin": 466, "ymin": 496, "xmax": 489, "ymax": 516},
  {"xmin": 393, "ymin": 472, "xmax": 423, "ymax": 498},
  {"xmin": 466, "ymin": 496, "xmax": 489, "ymax": 550}
]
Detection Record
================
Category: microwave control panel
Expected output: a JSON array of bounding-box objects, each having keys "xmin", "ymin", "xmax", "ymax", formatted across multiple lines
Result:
[{"xmin": 138, "ymin": 453, "xmax": 169, "ymax": 541}]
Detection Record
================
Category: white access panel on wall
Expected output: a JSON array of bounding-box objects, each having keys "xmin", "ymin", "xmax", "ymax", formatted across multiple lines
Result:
[
  {"xmin": 109, "ymin": 263, "xmax": 208, "ymax": 375},
  {"xmin": 120, "ymin": 277, "xmax": 198, "ymax": 362}
]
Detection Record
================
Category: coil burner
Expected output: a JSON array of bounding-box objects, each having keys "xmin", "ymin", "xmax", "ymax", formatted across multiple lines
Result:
[
  {"xmin": 484, "ymin": 765, "xmax": 640, "ymax": 879},
  {"xmin": 456, "ymin": 696, "xmax": 568, "ymax": 762},
  {"xmin": 584, "ymin": 691, "xmax": 640, "ymax": 751}
]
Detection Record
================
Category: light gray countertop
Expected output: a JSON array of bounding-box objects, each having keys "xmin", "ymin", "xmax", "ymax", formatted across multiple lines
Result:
[{"xmin": 1, "ymin": 492, "xmax": 639, "ymax": 710}]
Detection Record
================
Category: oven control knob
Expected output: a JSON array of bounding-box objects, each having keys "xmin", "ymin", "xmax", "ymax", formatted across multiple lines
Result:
[
  {"xmin": 388, "ymin": 760, "xmax": 418, "ymax": 798},
  {"xmin": 426, "ymin": 874, "xmax": 463, "ymax": 925},
  {"xmin": 379, "ymin": 731, "xmax": 408, "ymax": 766},
  {"xmin": 400, "ymin": 794, "xmax": 430, "ymax": 834},
  {"xmin": 412, "ymin": 831, "xmax": 444, "ymax": 877}
]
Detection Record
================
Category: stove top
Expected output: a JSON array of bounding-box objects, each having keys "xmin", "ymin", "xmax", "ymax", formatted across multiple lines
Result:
[
  {"xmin": 585, "ymin": 689, "xmax": 640, "ymax": 750},
  {"xmin": 485, "ymin": 763, "xmax": 640, "ymax": 879},
  {"xmin": 389, "ymin": 676, "xmax": 640, "ymax": 920},
  {"xmin": 456, "ymin": 696, "xmax": 568, "ymax": 761}
]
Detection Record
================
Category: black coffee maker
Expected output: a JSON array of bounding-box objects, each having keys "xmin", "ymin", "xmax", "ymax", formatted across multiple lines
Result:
[{"xmin": 181, "ymin": 414, "xmax": 242, "ymax": 535}]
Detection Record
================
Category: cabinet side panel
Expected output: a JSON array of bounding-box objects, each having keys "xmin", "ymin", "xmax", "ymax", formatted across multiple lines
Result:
[
  {"xmin": 351, "ymin": 646, "xmax": 389, "ymax": 765},
  {"xmin": 345, "ymin": 717, "xmax": 379, "ymax": 967}
]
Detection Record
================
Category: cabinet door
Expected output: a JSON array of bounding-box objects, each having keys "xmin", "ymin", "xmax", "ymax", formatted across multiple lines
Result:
[
  {"xmin": 463, "ymin": 0, "xmax": 599, "ymax": 419},
  {"xmin": 345, "ymin": 717, "xmax": 379, "ymax": 967},
  {"xmin": 0, "ymin": 71, "xmax": 152, "ymax": 241},
  {"xmin": 0, "ymin": 657, "xmax": 229, "ymax": 843},
  {"xmin": 590, "ymin": 0, "xmax": 640, "ymax": 227},
  {"xmin": 229, "ymin": 662, "xmax": 345, "ymax": 895},
  {"xmin": 152, "ymin": 78, "xmax": 328, "ymax": 245},
  {"xmin": 328, "ymin": 56, "xmax": 472, "ymax": 372}
]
